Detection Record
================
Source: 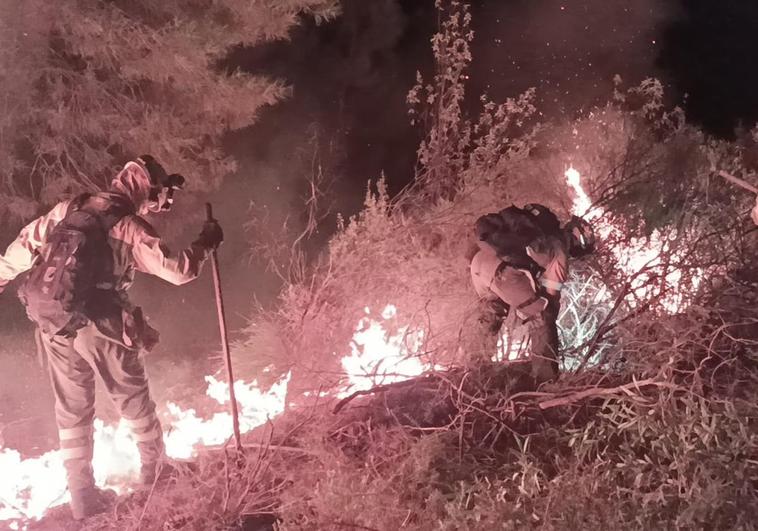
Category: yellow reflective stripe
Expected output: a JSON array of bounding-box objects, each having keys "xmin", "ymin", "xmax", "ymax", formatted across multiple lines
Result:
[
  {"xmin": 122, "ymin": 414, "xmax": 157, "ymax": 430},
  {"xmin": 60, "ymin": 446, "xmax": 90, "ymax": 461},
  {"xmin": 132, "ymin": 426, "xmax": 162, "ymax": 443},
  {"xmin": 58, "ymin": 425, "xmax": 92, "ymax": 440},
  {"xmin": 540, "ymin": 278, "xmax": 564, "ymax": 291}
]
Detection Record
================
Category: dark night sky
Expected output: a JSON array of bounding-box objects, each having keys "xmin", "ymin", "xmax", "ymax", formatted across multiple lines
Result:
[{"xmin": 229, "ymin": 0, "xmax": 758, "ymax": 200}]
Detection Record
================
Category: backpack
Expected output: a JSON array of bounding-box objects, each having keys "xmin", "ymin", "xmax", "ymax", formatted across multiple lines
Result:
[
  {"xmin": 475, "ymin": 203, "xmax": 561, "ymax": 265},
  {"xmin": 18, "ymin": 193, "xmax": 134, "ymax": 337}
]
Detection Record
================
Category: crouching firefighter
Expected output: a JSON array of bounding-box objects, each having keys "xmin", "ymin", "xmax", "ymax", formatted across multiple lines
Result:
[
  {"xmin": 0, "ymin": 156, "xmax": 223, "ymax": 519},
  {"xmin": 467, "ymin": 204, "xmax": 595, "ymax": 383}
]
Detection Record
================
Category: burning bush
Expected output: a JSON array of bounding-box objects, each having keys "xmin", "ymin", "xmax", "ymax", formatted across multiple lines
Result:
[
  {"xmin": 222, "ymin": 3, "xmax": 758, "ymax": 530},
  {"xmin": 10, "ymin": 1, "xmax": 758, "ymax": 529}
]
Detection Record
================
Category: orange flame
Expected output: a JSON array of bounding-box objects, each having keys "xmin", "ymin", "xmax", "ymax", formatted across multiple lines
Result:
[
  {"xmin": 0, "ymin": 371, "xmax": 289, "ymax": 526},
  {"xmin": 565, "ymin": 165, "xmax": 701, "ymax": 313},
  {"xmin": 339, "ymin": 305, "xmax": 430, "ymax": 397}
]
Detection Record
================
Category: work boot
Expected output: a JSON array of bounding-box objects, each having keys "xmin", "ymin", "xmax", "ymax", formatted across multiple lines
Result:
[
  {"xmin": 140, "ymin": 459, "xmax": 174, "ymax": 487},
  {"xmin": 69, "ymin": 486, "xmax": 116, "ymax": 520},
  {"xmin": 140, "ymin": 459, "xmax": 196, "ymax": 488},
  {"xmin": 527, "ymin": 318, "xmax": 560, "ymax": 385}
]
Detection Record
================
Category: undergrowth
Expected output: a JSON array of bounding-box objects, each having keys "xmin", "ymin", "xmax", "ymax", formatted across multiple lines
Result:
[{"xmin": 31, "ymin": 1, "xmax": 758, "ymax": 530}]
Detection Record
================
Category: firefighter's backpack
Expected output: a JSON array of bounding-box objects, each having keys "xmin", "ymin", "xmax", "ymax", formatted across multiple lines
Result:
[
  {"xmin": 18, "ymin": 194, "xmax": 134, "ymax": 337},
  {"xmin": 475, "ymin": 203, "xmax": 561, "ymax": 259}
]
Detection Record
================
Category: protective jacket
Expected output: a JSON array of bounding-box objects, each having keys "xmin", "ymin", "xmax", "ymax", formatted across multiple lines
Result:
[
  {"xmin": 0, "ymin": 160, "xmax": 212, "ymax": 518},
  {"xmin": 468, "ymin": 235, "xmax": 568, "ymax": 383},
  {"xmin": 527, "ymin": 234, "xmax": 569, "ymax": 297},
  {"xmin": 0, "ymin": 161, "xmax": 210, "ymax": 349}
]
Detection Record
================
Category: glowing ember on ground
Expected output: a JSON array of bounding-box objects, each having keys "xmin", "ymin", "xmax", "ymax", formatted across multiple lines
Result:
[
  {"xmin": 339, "ymin": 304, "xmax": 429, "ymax": 396},
  {"xmin": 0, "ymin": 372, "xmax": 289, "ymax": 526}
]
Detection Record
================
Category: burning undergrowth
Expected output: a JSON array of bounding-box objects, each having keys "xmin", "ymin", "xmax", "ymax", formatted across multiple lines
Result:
[
  {"xmin": 171, "ymin": 77, "xmax": 757, "ymax": 529},
  {"xmin": 5, "ymin": 2, "xmax": 758, "ymax": 529}
]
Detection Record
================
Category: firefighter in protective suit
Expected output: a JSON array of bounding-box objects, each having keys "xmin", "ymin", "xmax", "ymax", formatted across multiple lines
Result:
[
  {"xmin": 467, "ymin": 206, "xmax": 594, "ymax": 383},
  {"xmin": 0, "ymin": 156, "xmax": 223, "ymax": 519}
]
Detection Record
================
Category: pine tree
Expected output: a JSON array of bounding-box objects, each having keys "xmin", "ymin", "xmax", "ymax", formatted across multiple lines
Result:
[{"xmin": 0, "ymin": 0, "xmax": 339, "ymax": 221}]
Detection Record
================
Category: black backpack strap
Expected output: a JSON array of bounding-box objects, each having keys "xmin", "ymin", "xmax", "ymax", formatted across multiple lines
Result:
[
  {"xmin": 77, "ymin": 194, "xmax": 136, "ymax": 232},
  {"xmin": 495, "ymin": 256, "xmax": 542, "ymax": 278},
  {"xmin": 66, "ymin": 193, "xmax": 92, "ymax": 216}
]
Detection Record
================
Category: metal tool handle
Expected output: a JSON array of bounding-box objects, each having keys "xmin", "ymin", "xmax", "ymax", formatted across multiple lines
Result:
[
  {"xmin": 718, "ymin": 170, "xmax": 758, "ymax": 194},
  {"xmin": 205, "ymin": 202, "xmax": 242, "ymax": 451}
]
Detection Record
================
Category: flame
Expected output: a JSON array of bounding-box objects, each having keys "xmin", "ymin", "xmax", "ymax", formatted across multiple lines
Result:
[
  {"xmin": 0, "ymin": 371, "xmax": 289, "ymax": 527},
  {"xmin": 565, "ymin": 166, "xmax": 701, "ymax": 313},
  {"xmin": 339, "ymin": 305, "xmax": 430, "ymax": 396},
  {"xmin": 566, "ymin": 166, "xmax": 600, "ymax": 220},
  {"xmin": 495, "ymin": 331, "xmax": 528, "ymax": 361},
  {"xmin": 4, "ymin": 302, "xmax": 431, "ymax": 525}
]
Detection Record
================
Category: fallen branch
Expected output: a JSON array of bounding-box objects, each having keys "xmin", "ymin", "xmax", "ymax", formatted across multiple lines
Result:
[
  {"xmin": 203, "ymin": 442, "xmax": 322, "ymax": 458},
  {"xmin": 535, "ymin": 377, "xmax": 680, "ymax": 410},
  {"xmin": 332, "ymin": 377, "xmax": 431, "ymax": 414}
]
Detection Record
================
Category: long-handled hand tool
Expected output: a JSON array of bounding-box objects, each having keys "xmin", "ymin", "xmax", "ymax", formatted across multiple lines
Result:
[
  {"xmin": 718, "ymin": 170, "xmax": 758, "ymax": 194},
  {"xmin": 206, "ymin": 203, "xmax": 242, "ymax": 451}
]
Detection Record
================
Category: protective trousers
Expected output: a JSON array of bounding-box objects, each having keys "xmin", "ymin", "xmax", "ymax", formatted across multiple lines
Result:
[
  {"xmin": 470, "ymin": 249, "xmax": 559, "ymax": 381},
  {"xmin": 42, "ymin": 322, "xmax": 164, "ymax": 496}
]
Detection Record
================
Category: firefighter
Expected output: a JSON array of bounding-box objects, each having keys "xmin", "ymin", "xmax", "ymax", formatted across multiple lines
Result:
[
  {"xmin": 0, "ymin": 156, "xmax": 223, "ymax": 520},
  {"xmin": 467, "ymin": 207, "xmax": 594, "ymax": 383}
]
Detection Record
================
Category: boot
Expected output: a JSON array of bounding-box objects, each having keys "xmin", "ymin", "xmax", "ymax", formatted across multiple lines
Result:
[
  {"xmin": 527, "ymin": 318, "xmax": 560, "ymax": 385},
  {"xmin": 140, "ymin": 459, "xmax": 174, "ymax": 487},
  {"xmin": 140, "ymin": 459, "xmax": 196, "ymax": 488},
  {"xmin": 69, "ymin": 486, "xmax": 115, "ymax": 520}
]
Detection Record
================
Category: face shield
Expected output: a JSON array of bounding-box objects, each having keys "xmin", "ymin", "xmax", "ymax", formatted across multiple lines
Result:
[
  {"xmin": 136, "ymin": 155, "xmax": 186, "ymax": 213},
  {"xmin": 146, "ymin": 173, "xmax": 185, "ymax": 212}
]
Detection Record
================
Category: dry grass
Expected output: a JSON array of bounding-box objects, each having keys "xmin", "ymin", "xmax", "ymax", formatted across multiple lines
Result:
[{"xmin": 27, "ymin": 4, "xmax": 758, "ymax": 529}]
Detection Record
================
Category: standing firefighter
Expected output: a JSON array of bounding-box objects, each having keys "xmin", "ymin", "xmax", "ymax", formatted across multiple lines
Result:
[
  {"xmin": 467, "ymin": 204, "xmax": 594, "ymax": 383},
  {"xmin": 0, "ymin": 156, "xmax": 223, "ymax": 519}
]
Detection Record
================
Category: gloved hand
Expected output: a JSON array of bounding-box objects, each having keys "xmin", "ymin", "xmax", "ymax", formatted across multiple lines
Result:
[
  {"xmin": 751, "ymin": 195, "xmax": 758, "ymax": 226},
  {"xmin": 194, "ymin": 219, "xmax": 224, "ymax": 250}
]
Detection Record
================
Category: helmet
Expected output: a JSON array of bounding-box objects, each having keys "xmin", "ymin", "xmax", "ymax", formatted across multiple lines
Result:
[
  {"xmin": 137, "ymin": 155, "xmax": 185, "ymax": 212},
  {"xmin": 564, "ymin": 215, "xmax": 595, "ymax": 257},
  {"xmin": 522, "ymin": 203, "xmax": 561, "ymax": 236}
]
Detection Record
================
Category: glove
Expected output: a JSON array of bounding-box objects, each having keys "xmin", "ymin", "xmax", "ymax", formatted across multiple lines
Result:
[
  {"xmin": 752, "ymin": 195, "xmax": 758, "ymax": 226},
  {"xmin": 194, "ymin": 219, "xmax": 224, "ymax": 250}
]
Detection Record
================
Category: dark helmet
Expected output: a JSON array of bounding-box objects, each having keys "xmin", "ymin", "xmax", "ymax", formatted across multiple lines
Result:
[
  {"xmin": 564, "ymin": 215, "xmax": 595, "ymax": 257},
  {"xmin": 137, "ymin": 155, "xmax": 185, "ymax": 212},
  {"xmin": 474, "ymin": 213, "xmax": 507, "ymax": 241},
  {"xmin": 523, "ymin": 203, "xmax": 561, "ymax": 236}
]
